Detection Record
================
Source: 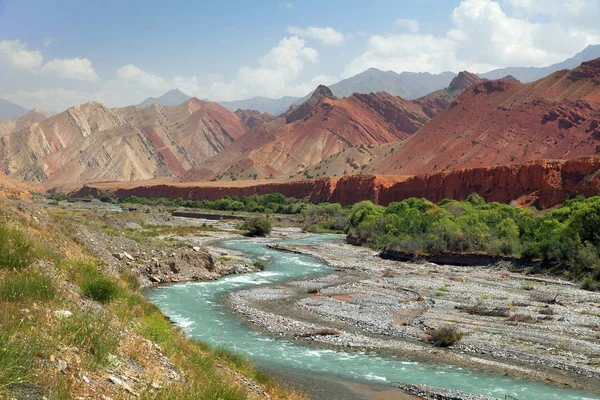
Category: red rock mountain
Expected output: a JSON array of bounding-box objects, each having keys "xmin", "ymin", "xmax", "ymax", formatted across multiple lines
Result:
[
  {"xmin": 234, "ymin": 109, "xmax": 274, "ymax": 129},
  {"xmin": 370, "ymin": 59, "xmax": 600, "ymax": 176},
  {"xmin": 182, "ymin": 86, "xmax": 449, "ymax": 182},
  {"xmin": 72, "ymin": 157, "xmax": 600, "ymax": 210},
  {"xmin": 0, "ymin": 99, "xmax": 251, "ymax": 186}
]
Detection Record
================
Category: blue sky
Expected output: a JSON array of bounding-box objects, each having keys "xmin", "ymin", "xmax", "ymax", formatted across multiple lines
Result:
[{"xmin": 0, "ymin": 0, "xmax": 598, "ymax": 111}]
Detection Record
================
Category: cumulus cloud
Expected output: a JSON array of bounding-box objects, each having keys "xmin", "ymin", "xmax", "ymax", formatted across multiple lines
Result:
[
  {"xmin": 42, "ymin": 36, "xmax": 57, "ymax": 47},
  {"xmin": 287, "ymin": 26, "xmax": 345, "ymax": 45},
  {"xmin": 0, "ymin": 39, "xmax": 100, "ymax": 83},
  {"xmin": 395, "ymin": 18, "xmax": 420, "ymax": 33},
  {"xmin": 202, "ymin": 36, "xmax": 321, "ymax": 100},
  {"xmin": 1, "ymin": 88, "xmax": 94, "ymax": 112},
  {"xmin": 42, "ymin": 58, "xmax": 98, "ymax": 82},
  {"xmin": 0, "ymin": 40, "xmax": 43, "ymax": 70},
  {"xmin": 344, "ymin": 0, "xmax": 599, "ymax": 76}
]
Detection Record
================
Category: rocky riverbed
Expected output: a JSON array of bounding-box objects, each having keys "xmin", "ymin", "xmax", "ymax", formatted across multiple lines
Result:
[{"xmin": 225, "ymin": 240, "xmax": 600, "ymax": 394}]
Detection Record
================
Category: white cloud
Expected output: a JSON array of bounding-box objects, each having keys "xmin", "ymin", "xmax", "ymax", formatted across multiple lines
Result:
[
  {"xmin": 1, "ymin": 88, "xmax": 94, "ymax": 112},
  {"xmin": 287, "ymin": 26, "xmax": 345, "ymax": 45},
  {"xmin": 0, "ymin": 39, "xmax": 100, "ymax": 83},
  {"xmin": 395, "ymin": 18, "xmax": 420, "ymax": 33},
  {"xmin": 345, "ymin": 0, "xmax": 599, "ymax": 76},
  {"xmin": 42, "ymin": 58, "xmax": 98, "ymax": 82},
  {"xmin": 42, "ymin": 36, "xmax": 57, "ymax": 47},
  {"xmin": 0, "ymin": 40, "xmax": 43, "ymax": 70},
  {"xmin": 202, "ymin": 36, "xmax": 321, "ymax": 100}
]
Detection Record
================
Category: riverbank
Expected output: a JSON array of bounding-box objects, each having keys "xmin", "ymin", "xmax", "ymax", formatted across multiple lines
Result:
[{"xmin": 224, "ymin": 239, "xmax": 600, "ymax": 395}]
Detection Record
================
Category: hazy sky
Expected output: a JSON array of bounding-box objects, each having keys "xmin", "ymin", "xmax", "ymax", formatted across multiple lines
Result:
[{"xmin": 0, "ymin": 0, "xmax": 598, "ymax": 111}]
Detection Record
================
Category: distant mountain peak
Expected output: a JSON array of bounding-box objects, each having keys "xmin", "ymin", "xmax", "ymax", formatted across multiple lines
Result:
[
  {"xmin": 285, "ymin": 85, "xmax": 335, "ymax": 124},
  {"xmin": 448, "ymin": 71, "xmax": 483, "ymax": 91},
  {"xmin": 138, "ymin": 89, "xmax": 191, "ymax": 108},
  {"xmin": 312, "ymin": 85, "xmax": 335, "ymax": 100}
]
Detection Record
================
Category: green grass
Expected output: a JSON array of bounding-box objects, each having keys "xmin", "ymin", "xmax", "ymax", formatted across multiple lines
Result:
[
  {"xmin": 120, "ymin": 270, "xmax": 140, "ymax": 291},
  {"xmin": 0, "ymin": 271, "xmax": 56, "ymax": 303},
  {"xmin": 0, "ymin": 223, "xmax": 36, "ymax": 270},
  {"xmin": 81, "ymin": 275, "xmax": 121, "ymax": 303},
  {"xmin": 55, "ymin": 310, "xmax": 120, "ymax": 368},
  {"xmin": 0, "ymin": 330, "xmax": 35, "ymax": 389}
]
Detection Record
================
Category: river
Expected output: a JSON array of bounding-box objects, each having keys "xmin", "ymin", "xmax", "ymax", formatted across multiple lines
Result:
[{"xmin": 146, "ymin": 234, "xmax": 600, "ymax": 400}]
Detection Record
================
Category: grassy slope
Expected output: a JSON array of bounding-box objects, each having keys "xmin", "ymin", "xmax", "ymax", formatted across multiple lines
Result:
[{"xmin": 0, "ymin": 200, "xmax": 305, "ymax": 399}]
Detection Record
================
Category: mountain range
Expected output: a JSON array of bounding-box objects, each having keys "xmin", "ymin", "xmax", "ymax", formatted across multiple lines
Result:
[
  {"xmin": 135, "ymin": 45, "xmax": 600, "ymax": 116},
  {"xmin": 0, "ymin": 98, "xmax": 30, "ymax": 120},
  {"xmin": 4, "ymin": 45, "xmax": 600, "ymax": 201}
]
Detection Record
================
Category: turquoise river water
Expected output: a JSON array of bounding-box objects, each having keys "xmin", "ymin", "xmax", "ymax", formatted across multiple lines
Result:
[{"xmin": 146, "ymin": 234, "xmax": 600, "ymax": 400}]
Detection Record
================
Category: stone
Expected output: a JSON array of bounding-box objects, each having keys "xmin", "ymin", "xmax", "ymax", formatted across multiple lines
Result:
[
  {"xmin": 192, "ymin": 246, "xmax": 201, "ymax": 252},
  {"xmin": 112, "ymin": 253, "xmax": 124, "ymax": 261},
  {"xmin": 56, "ymin": 359, "xmax": 68, "ymax": 372},
  {"xmin": 123, "ymin": 252, "xmax": 135, "ymax": 261},
  {"xmin": 54, "ymin": 310, "xmax": 73, "ymax": 319}
]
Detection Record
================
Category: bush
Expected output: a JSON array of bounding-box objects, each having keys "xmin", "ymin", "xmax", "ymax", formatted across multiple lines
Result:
[
  {"xmin": 0, "ymin": 224, "xmax": 35, "ymax": 270},
  {"xmin": 253, "ymin": 261, "xmax": 266, "ymax": 270},
  {"xmin": 429, "ymin": 325, "xmax": 463, "ymax": 347},
  {"xmin": 581, "ymin": 277, "xmax": 600, "ymax": 292},
  {"xmin": 81, "ymin": 275, "xmax": 121, "ymax": 303},
  {"xmin": 0, "ymin": 271, "xmax": 56, "ymax": 302},
  {"xmin": 240, "ymin": 219, "xmax": 272, "ymax": 237}
]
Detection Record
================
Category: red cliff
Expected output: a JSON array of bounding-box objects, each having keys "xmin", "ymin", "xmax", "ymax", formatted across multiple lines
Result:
[{"xmin": 70, "ymin": 157, "xmax": 600, "ymax": 209}]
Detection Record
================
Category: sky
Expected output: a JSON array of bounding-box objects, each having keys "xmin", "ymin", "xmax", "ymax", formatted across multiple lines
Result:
[{"xmin": 0, "ymin": 0, "xmax": 598, "ymax": 112}]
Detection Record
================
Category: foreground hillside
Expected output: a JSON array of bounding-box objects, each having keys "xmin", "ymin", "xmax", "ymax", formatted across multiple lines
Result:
[
  {"xmin": 182, "ymin": 85, "xmax": 448, "ymax": 182},
  {"xmin": 370, "ymin": 58, "xmax": 600, "ymax": 176},
  {"xmin": 0, "ymin": 198, "xmax": 304, "ymax": 399}
]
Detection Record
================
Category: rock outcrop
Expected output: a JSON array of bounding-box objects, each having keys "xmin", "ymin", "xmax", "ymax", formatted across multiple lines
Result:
[
  {"xmin": 448, "ymin": 71, "xmax": 483, "ymax": 91},
  {"xmin": 70, "ymin": 157, "xmax": 600, "ymax": 209},
  {"xmin": 234, "ymin": 109, "xmax": 274, "ymax": 129}
]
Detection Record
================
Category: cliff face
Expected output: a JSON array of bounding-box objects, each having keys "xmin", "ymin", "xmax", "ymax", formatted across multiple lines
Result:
[{"xmin": 70, "ymin": 157, "xmax": 600, "ymax": 209}]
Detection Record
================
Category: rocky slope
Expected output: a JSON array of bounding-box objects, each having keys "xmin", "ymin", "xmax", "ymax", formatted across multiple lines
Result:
[
  {"xmin": 0, "ymin": 99, "xmax": 251, "ymax": 186},
  {"xmin": 369, "ymin": 58, "xmax": 600, "ymax": 176},
  {"xmin": 234, "ymin": 109, "xmax": 274, "ymax": 129},
  {"xmin": 0, "ymin": 108, "xmax": 49, "ymax": 137},
  {"xmin": 182, "ymin": 86, "xmax": 447, "ymax": 182},
  {"xmin": 71, "ymin": 156, "xmax": 600, "ymax": 209}
]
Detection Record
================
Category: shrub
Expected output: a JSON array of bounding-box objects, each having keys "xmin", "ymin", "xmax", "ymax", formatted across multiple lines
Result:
[
  {"xmin": 253, "ymin": 261, "xmax": 266, "ymax": 270},
  {"xmin": 240, "ymin": 219, "xmax": 272, "ymax": 237},
  {"xmin": 81, "ymin": 275, "xmax": 121, "ymax": 303},
  {"xmin": 0, "ymin": 271, "xmax": 56, "ymax": 302},
  {"xmin": 0, "ymin": 224, "xmax": 35, "ymax": 270},
  {"xmin": 429, "ymin": 325, "xmax": 463, "ymax": 347},
  {"xmin": 580, "ymin": 277, "xmax": 600, "ymax": 292},
  {"xmin": 99, "ymin": 194, "xmax": 116, "ymax": 203}
]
